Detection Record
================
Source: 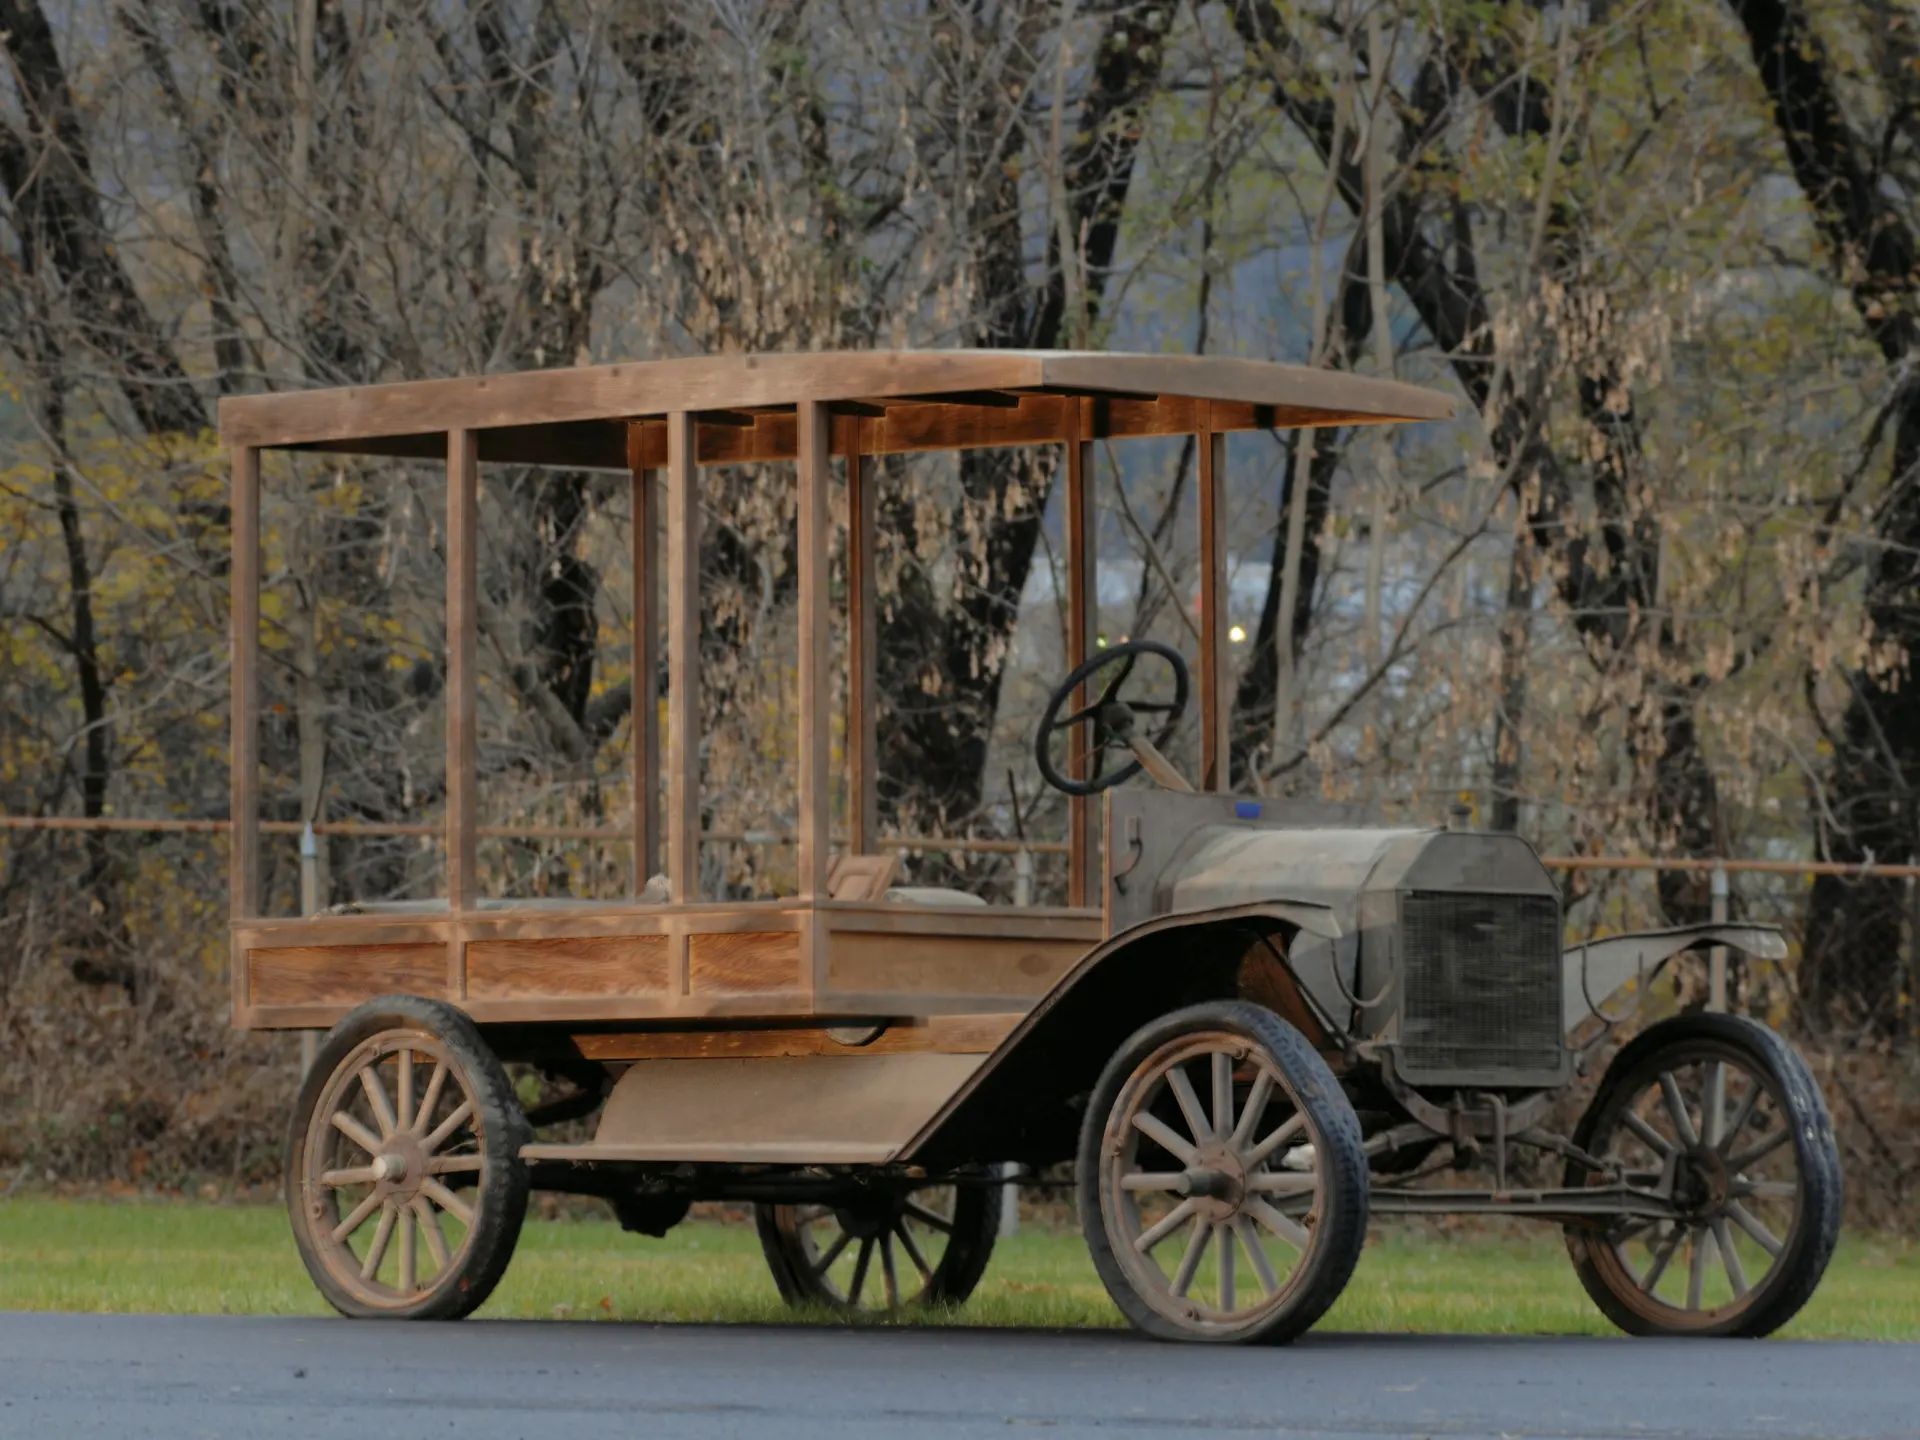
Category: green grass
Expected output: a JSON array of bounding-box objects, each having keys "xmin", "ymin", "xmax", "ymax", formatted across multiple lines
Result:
[{"xmin": 2, "ymin": 1197, "xmax": 1916, "ymax": 1338}]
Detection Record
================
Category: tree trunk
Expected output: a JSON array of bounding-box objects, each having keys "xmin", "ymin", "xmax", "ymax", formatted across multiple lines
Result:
[
  {"xmin": 0, "ymin": 0, "xmax": 208, "ymax": 435},
  {"xmin": 1726, "ymin": 0, "xmax": 1920, "ymax": 1028},
  {"xmin": 44, "ymin": 389, "xmax": 138, "ymax": 996},
  {"xmin": 1236, "ymin": 2, "xmax": 1720, "ymax": 902},
  {"xmin": 872, "ymin": 2, "xmax": 1175, "ymax": 839}
]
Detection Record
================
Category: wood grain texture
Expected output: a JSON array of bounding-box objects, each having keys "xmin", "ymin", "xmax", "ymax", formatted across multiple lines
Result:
[
  {"xmin": 826, "ymin": 852, "xmax": 897, "ymax": 901},
  {"xmin": 571, "ymin": 1013, "xmax": 1021, "ymax": 1061},
  {"xmin": 621, "ymin": 395, "xmax": 1405, "ymax": 470},
  {"xmin": 466, "ymin": 934, "xmax": 670, "ymax": 1000},
  {"xmin": 1065, "ymin": 423, "xmax": 1095, "ymax": 908},
  {"xmin": 446, "ymin": 430, "xmax": 479, "ymax": 914},
  {"xmin": 796, "ymin": 402, "xmax": 831, "ymax": 898},
  {"xmin": 229, "ymin": 446, "xmax": 260, "ymax": 1027},
  {"xmin": 688, "ymin": 930, "xmax": 803, "ymax": 992},
  {"xmin": 1198, "ymin": 423, "xmax": 1229, "ymax": 791},
  {"xmin": 299, "ymin": 400, "xmax": 1420, "ymax": 472},
  {"xmin": 632, "ymin": 466, "xmax": 661, "ymax": 886},
  {"xmin": 302, "ymin": 421, "xmax": 628, "ymax": 469},
  {"xmin": 220, "ymin": 352, "xmax": 1453, "ymax": 449},
  {"xmin": 820, "ymin": 904, "xmax": 1101, "ymax": 940},
  {"xmin": 826, "ymin": 932, "xmax": 1084, "ymax": 998},
  {"xmin": 847, "ymin": 450, "xmax": 878, "ymax": 852},
  {"xmin": 248, "ymin": 944, "xmax": 448, "ymax": 1007},
  {"xmin": 666, "ymin": 412, "xmax": 700, "ymax": 903}
]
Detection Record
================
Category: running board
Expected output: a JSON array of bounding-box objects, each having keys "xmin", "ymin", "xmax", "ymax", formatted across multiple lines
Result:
[
  {"xmin": 522, "ymin": 1139, "xmax": 896, "ymax": 1166},
  {"xmin": 523, "ymin": 1051, "xmax": 989, "ymax": 1168}
]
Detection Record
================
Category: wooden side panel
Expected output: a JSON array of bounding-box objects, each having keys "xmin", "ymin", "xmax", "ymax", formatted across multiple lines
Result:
[
  {"xmin": 688, "ymin": 931, "xmax": 803, "ymax": 992},
  {"xmin": 249, "ymin": 944, "xmax": 447, "ymax": 1007},
  {"xmin": 572, "ymin": 1013, "xmax": 1021, "ymax": 1061},
  {"xmin": 467, "ymin": 934, "xmax": 670, "ymax": 1000},
  {"xmin": 826, "ymin": 932, "xmax": 1083, "ymax": 998}
]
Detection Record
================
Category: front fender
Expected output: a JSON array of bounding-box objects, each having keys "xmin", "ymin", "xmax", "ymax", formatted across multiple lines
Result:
[
  {"xmin": 900, "ymin": 900, "xmax": 1337, "ymax": 1168},
  {"xmin": 1564, "ymin": 922, "xmax": 1788, "ymax": 1030}
]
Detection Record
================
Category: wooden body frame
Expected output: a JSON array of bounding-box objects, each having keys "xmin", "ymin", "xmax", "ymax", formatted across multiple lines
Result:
[{"xmin": 223, "ymin": 351, "xmax": 1451, "ymax": 1033}]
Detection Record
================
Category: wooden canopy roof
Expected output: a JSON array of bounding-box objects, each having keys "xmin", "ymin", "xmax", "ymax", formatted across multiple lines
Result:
[
  {"xmin": 218, "ymin": 350, "xmax": 1456, "ymax": 468},
  {"xmin": 223, "ymin": 350, "xmax": 1456, "ymax": 929}
]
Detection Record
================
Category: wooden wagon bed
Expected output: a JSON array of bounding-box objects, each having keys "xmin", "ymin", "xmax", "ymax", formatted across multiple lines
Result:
[{"xmin": 222, "ymin": 350, "xmax": 1450, "ymax": 1044}]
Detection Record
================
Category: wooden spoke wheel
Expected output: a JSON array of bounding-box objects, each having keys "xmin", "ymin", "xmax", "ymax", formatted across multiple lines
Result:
[
  {"xmin": 756, "ymin": 1182, "xmax": 1001, "ymax": 1314},
  {"xmin": 1565, "ymin": 1012, "xmax": 1841, "ymax": 1338},
  {"xmin": 1078, "ymin": 1001, "xmax": 1369, "ymax": 1344},
  {"xmin": 287, "ymin": 995, "xmax": 529, "ymax": 1320}
]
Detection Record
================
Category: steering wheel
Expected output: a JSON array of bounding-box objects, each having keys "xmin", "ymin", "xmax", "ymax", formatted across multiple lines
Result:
[{"xmin": 1035, "ymin": 640, "xmax": 1191, "ymax": 797}]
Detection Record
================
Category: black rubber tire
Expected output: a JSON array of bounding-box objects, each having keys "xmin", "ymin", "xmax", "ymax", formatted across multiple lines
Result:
[
  {"xmin": 756, "ymin": 1183, "xmax": 1002, "ymax": 1312},
  {"xmin": 1564, "ymin": 1012, "xmax": 1841, "ymax": 1338},
  {"xmin": 286, "ymin": 995, "xmax": 530, "ymax": 1320},
  {"xmin": 1077, "ymin": 1000, "xmax": 1369, "ymax": 1344}
]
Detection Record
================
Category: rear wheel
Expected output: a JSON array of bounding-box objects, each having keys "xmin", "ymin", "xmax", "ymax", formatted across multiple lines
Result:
[
  {"xmin": 1078, "ymin": 1000, "xmax": 1369, "ymax": 1344},
  {"xmin": 1565, "ymin": 1012, "xmax": 1841, "ymax": 1337},
  {"xmin": 286, "ymin": 995, "xmax": 529, "ymax": 1320},
  {"xmin": 756, "ymin": 1182, "xmax": 1001, "ymax": 1313}
]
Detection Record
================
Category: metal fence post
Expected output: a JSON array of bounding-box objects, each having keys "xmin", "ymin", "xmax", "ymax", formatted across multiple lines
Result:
[
  {"xmin": 299, "ymin": 821, "xmax": 320, "ymax": 1076},
  {"xmin": 1909, "ymin": 875, "xmax": 1919, "ymax": 1041},
  {"xmin": 1014, "ymin": 845, "xmax": 1034, "ymax": 908},
  {"xmin": 1709, "ymin": 861, "xmax": 1729, "ymax": 1012}
]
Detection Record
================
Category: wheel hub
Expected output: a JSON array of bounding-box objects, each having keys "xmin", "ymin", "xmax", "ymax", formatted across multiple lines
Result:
[
  {"xmin": 831, "ymin": 1196, "xmax": 897, "ymax": 1240},
  {"xmin": 1188, "ymin": 1143, "xmax": 1248, "ymax": 1220},
  {"xmin": 1671, "ymin": 1144, "xmax": 1730, "ymax": 1218},
  {"xmin": 374, "ymin": 1132, "xmax": 426, "ymax": 1204}
]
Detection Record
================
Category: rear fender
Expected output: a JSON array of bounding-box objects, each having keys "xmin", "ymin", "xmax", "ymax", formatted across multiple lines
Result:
[{"xmin": 900, "ymin": 901, "xmax": 1339, "ymax": 1169}]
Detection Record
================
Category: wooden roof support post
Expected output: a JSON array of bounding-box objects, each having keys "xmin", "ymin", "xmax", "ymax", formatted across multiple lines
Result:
[
  {"xmin": 229, "ymin": 445, "xmax": 261, "ymax": 1021},
  {"xmin": 1066, "ymin": 410, "xmax": 1097, "ymax": 908},
  {"xmin": 797, "ymin": 401, "xmax": 832, "ymax": 898},
  {"xmin": 666, "ymin": 412, "xmax": 700, "ymax": 904},
  {"xmin": 1197, "ymin": 415, "xmax": 1230, "ymax": 791},
  {"xmin": 847, "ymin": 437, "xmax": 879, "ymax": 854},
  {"xmin": 446, "ymin": 429, "xmax": 479, "ymax": 919},
  {"xmin": 631, "ymin": 466, "xmax": 661, "ymax": 887}
]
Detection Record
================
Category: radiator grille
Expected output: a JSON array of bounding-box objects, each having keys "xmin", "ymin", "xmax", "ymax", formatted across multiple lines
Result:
[{"xmin": 1399, "ymin": 890, "xmax": 1564, "ymax": 1080}]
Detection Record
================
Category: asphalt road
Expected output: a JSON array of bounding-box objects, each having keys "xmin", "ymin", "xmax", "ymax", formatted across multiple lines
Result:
[{"xmin": 0, "ymin": 1312, "xmax": 1911, "ymax": 1440}]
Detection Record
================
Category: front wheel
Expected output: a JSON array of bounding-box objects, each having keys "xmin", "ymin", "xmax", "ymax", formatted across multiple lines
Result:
[
  {"xmin": 1078, "ymin": 1001, "xmax": 1369, "ymax": 1344},
  {"xmin": 286, "ymin": 995, "xmax": 530, "ymax": 1320},
  {"xmin": 1564, "ymin": 1012, "xmax": 1841, "ymax": 1337}
]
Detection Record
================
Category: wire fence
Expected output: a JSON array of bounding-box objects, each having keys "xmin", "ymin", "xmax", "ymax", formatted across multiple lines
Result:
[
  {"xmin": 10, "ymin": 811, "xmax": 1920, "ymax": 872},
  {"xmin": 9, "ymin": 813, "xmax": 1920, "ymax": 872},
  {"xmin": 4, "ymin": 812, "xmax": 1914, "ymax": 1213}
]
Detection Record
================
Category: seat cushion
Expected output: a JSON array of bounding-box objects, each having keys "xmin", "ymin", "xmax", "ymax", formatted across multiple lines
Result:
[{"xmin": 883, "ymin": 886, "xmax": 989, "ymax": 907}]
